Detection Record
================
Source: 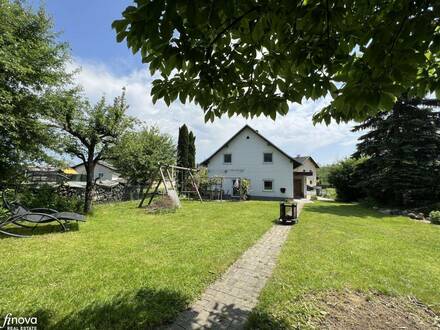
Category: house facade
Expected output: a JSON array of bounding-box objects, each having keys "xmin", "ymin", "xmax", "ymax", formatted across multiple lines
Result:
[
  {"xmin": 72, "ymin": 161, "xmax": 121, "ymax": 181},
  {"xmin": 200, "ymin": 125, "xmax": 319, "ymax": 200}
]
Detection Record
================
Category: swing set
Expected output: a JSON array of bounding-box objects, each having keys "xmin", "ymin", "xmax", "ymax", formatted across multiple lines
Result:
[{"xmin": 138, "ymin": 164, "xmax": 202, "ymax": 208}]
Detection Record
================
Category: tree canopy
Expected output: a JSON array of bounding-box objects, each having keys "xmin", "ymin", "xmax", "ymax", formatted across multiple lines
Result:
[
  {"xmin": 0, "ymin": 0, "xmax": 70, "ymax": 184},
  {"xmin": 111, "ymin": 126, "xmax": 176, "ymax": 186},
  {"xmin": 317, "ymin": 164, "xmax": 336, "ymax": 186},
  {"xmin": 47, "ymin": 89, "xmax": 134, "ymax": 212},
  {"xmin": 113, "ymin": 0, "xmax": 440, "ymax": 123},
  {"xmin": 327, "ymin": 157, "xmax": 365, "ymax": 202}
]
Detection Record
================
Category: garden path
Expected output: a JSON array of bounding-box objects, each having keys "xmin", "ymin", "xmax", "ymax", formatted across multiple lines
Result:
[{"xmin": 168, "ymin": 200, "xmax": 306, "ymax": 329}]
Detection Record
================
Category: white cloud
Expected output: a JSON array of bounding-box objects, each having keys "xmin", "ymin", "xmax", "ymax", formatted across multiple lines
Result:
[{"xmin": 69, "ymin": 58, "xmax": 361, "ymax": 165}]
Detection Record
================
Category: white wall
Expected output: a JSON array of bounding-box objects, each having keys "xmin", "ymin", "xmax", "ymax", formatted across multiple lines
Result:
[
  {"xmin": 295, "ymin": 158, "xmax": 317, "ymax": 186},
  {"xmin": 205, "ymin": 127, "xmax": 294, "ymax": 199},
  {"xmin": 295, "ymin": 158, "xmax": 318, "ymax": 198},
  {"xmin": 74, "ymin": 163, "xmax": 120, "ymax": 181}
]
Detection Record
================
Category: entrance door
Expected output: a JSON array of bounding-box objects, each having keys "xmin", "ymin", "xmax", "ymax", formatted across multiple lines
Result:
[
  {"xmin": 232, "ymin": 179, "xmax": 241, "ymax": 197},
  {"xmin": 294, "ymin": 178, "xmax": 303, "ymax": 198}
]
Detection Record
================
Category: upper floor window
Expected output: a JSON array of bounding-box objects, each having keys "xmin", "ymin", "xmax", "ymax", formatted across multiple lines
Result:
[
  {"xmin": 263, "ymin": 152, "xmax": 273, "ymax": 163},
  {"xmin": 224, "ymin": 154, "xmax": 232, "ymax": 164}
]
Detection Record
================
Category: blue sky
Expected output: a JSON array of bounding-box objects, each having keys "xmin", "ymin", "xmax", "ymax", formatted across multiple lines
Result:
[
  {"xmin": 31, "ymin": 0, "xmax": 361, "ymax": 165},
  {"xmin": 31, "ymin": 0, "xmax": 140, "ymax": 74}
]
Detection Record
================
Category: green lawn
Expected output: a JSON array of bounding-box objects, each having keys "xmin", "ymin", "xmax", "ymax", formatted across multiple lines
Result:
[
  {"xmin": 0, "ymin": 200, "xmax": 277, "ymax": 329},
  {"xmin": 248, "ymin": 201, "xmax": 440, "ymax": 329}
]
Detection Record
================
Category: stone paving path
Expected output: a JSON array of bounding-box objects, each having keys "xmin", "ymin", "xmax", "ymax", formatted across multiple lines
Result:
[{"xmin": 168, "ymin": 201, "xmax": 306, "ymax": 329}]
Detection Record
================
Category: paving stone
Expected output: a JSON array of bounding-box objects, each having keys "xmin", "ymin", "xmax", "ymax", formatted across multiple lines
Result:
[{"xmin": 167, "ymin": 201, "xmax": 306, "ymax": 329}]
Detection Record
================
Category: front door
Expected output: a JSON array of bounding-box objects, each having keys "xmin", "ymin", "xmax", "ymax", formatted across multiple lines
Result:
[
  {"xmin": 294, "ymin": 178, "xmax": 303, "ymax": 198},
  {"xmin": 232, "ymin": 179, "xmax": 241, "ymax": 197}
]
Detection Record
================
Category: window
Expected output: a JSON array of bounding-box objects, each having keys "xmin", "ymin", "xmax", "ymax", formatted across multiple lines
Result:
[
  {"xmin": 263, "ymin": 180, "xmax": 273, "ymax": 191},
  {"xmin": 263, "ymin": 152, "xmax": 273, "ymax": 163},
  {"xmin": 224, "ymin": 154, "xmax": 232, "ymax": 164}
]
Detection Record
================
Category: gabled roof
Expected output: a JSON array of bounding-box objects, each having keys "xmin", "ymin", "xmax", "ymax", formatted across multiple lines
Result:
[
  {"xmin": 200, "ymin": 125, "xmax": 302, "ymax": 167},
  {"xmin": 293, "ymin": 156, "xmax": 320, "ymax": 169},
  {"xmin": 72, "ymin": 160, "xmax": 118, "ymax": 172}
]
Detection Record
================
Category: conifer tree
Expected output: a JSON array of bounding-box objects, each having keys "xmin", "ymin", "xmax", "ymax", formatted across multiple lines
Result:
[
  {"xmin": 177, "ymin": 125, "xmax": 189, "ymax": 168},
  {"xmin": 353, "ymin": 98, "xmax": 440, "ymax": 207},
  {"xmin": 177, "ymin": 125, "xmax": 189, "ymax": 192},
  {"xmin": 188, "ymin": 131, "xmax": 196, "ymax": 169}
]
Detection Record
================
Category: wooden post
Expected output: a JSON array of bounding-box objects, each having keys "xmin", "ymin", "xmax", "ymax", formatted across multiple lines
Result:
[
  {"xmin": 159, "ymin": 166, "xmax": 168, "ymax": 194},
  {"xmin": 147, "ymin": 179, "xmax": 162, "ymax": 206},
  {"xmin": 188, "ymin": 171, "xmax": 203, "ymax": 202},
  {"xmin": 165, "ymin": 167, "xmax": 175, "ymax": 191},
  {"xmin": 138, "ymin": 170, "xmax": 158, "ymax": 208}
]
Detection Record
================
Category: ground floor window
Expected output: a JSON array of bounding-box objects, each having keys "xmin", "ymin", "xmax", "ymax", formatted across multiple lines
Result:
[{"xmin": 263, "ymin": 180, "xmax": 273, "ymax": 191}]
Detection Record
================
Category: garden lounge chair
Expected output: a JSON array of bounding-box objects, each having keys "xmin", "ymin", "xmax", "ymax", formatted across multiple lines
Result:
[{"xmin": 0, "ymin": 191, "xmax": 85, "ymax": 238}]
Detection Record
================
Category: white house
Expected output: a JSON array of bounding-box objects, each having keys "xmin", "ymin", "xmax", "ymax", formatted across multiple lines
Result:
[
  {"xmin": 200, "ymin": 125, "xmax": 319, "ymax": 200},
  {"xmin": 72, "ymin": 161, "xmax": 121, "ymax": 181}
]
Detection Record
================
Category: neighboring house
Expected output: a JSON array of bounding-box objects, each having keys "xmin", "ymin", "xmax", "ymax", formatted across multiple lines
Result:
[
  {"xmin": 26, "ymin": 165, "xmax": 69, "ymax": 185},
  {"xmin": 200, "ymin": 125, "xmax": 319, "ymax": 200},
  {"xmin": 72, "ymin": 161, "xmax": 121, "ymax": 181}
]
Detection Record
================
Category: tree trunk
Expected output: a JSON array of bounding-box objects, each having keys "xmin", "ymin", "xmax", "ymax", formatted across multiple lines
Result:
[{"xmin": 84, "ymin": 162, "xmax": 95, "ymax": 214}]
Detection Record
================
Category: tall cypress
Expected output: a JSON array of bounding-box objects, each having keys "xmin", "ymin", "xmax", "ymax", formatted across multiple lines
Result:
[
  {"xmin": 177, "ymin": 125, "xmax": 189, "ymax": 192},
  {"xmin": 353, "ymin": 97, "xmax": 440, "ymax": 207},
  {"xmin": 188, "ymin": 131, "xmax": 196, "ymax": 168},
  {"xmin": 177, "ymin": 125, "xmax": 189, "ymax": 168}
]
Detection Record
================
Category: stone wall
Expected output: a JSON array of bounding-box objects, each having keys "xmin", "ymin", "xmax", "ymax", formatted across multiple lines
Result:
[{"xmin": 57, "ymin": 182, "xmax": 141, "ymax": 204}]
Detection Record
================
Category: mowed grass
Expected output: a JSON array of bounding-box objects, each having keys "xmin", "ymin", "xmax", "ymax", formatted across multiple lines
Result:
[
  {"xmin": 249, "ymin": 201, "xmax": 440, "ymax": 328},
  {"xmin": 0, "ymin": 200, "xmax": 277, "ymax": 329}
]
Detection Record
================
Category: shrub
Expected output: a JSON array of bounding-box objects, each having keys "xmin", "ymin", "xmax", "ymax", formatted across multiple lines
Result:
[
  {"xmin": 19, "ymin": 184, "xmax": 83, "ymax": 213},
  {"xmin": 240, "ymin": 179, "xmax": 251, "ymax": 200},
  {"xmin": 429, "ymin": 211, "xmax": 440, "ymax": 225},
  {"xmin": 327, "ymin": 158, "xmax": 366, "ymax": 202},
  {"xmin": 322, "ymin": 188, "xmax": 337, "ymax": 199}
]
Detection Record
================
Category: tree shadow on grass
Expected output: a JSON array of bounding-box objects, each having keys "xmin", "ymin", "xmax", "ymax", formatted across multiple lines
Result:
[
  {"xmin": 172, "ymin": 302, "xmax": 291, "ymax": 329},
  {"xmin": 305, "ymin": 202, "xmax": 389, "ymax": 219},
  {"xmin": 0, "ymin": 222, "xmax": 80, "ymax": 239},
  {"xmin": 4, "ymin": 291, "xmax": 292, "ymax": 330},
  {"xmin": 246, "ymin": 309, "xmax": 291, "ymax": 329},
  {"xmin": 1, "ymin": 288, "xmax": 189, "ymax": 330},
  {"xmin": 0, "ymin": 223, "xmax": 80, "ymax": 239},
  {"xmin": 49, "ymin": 288, "xmax": 189, "ymax": 330}
]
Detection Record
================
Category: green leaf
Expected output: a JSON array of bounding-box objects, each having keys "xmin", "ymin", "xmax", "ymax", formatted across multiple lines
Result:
[
  {"xmin": 252, "ymin": 18, "xmax": 265, "ymax": 41},
  {"xmin": 116, "ymin": 32, "xmax": 128, "ymax": 43},
  {"xmin": 112, "ymin": 19, "xmax": 129, "ymax": 32},
  {"xmin": 380, "ymin": 92, "xmax": 397, "ymax": 111},
  {"xmin": 269, "ymin": 110, "xmax": 276, "ymax": 120},
  {"xmin": 114, "ymin": 0, "xmax": 440, "ymax": 123}
]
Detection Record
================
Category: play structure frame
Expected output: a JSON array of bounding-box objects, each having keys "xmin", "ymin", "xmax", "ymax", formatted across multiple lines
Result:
[{"xmin": 138, "ymin": 164, "xmax": 202, "ymax": 208}]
